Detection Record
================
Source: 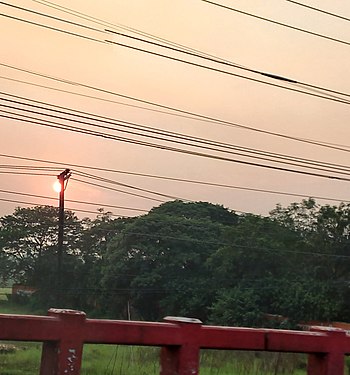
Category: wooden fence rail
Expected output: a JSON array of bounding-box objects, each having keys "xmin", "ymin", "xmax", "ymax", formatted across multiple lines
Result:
[{"xmin": 0, "ymin": 308, "xmax": 349, "ymax": 374}]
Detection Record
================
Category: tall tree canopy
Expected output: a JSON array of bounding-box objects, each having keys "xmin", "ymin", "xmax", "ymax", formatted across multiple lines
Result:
[
  {"xmin": 0, "ymin": 206, "xmax": 81, "ymax": 285},
  {"xmin": 100, "ymin": 201, "xmax": 238, "ymax": 320},
  {"xmin": 269, "ymin": 199, "xmax": 350, "ymax": 323}
]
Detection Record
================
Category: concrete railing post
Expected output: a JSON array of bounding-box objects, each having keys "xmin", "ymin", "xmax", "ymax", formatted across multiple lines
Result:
[
  {"xmin": 160, "ymin": 317, "xmax": 202, "ymax": 375},
  {"xmin": 40, "ymin": 309, "xmax": 86, "ymax": 375}
]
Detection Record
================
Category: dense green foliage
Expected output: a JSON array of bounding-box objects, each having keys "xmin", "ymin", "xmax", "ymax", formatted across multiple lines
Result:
[{"xmin": 0, "ymin": 199, "xmax": 349, "ymax": 327}]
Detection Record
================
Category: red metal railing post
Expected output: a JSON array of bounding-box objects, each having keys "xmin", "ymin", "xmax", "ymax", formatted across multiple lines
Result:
[
  {"xmin": 307, "ymin": 327, "xmax": 347, "ymax": 375},
  {"xmin": 160, "ymin": 317, "xmax": 202, "ymax": 375},
  {"xmin": 40, "ymin": 309, "xmax": 86, "ymax": 375}
]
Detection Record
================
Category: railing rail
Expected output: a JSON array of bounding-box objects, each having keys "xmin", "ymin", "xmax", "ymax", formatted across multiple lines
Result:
[{"xmin": 0, "ymin": 308, "xmax": 348, "ymax": 374}]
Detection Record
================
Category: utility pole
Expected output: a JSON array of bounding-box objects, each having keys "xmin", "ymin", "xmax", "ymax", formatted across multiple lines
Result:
[{"xmin": 56, "ymin": 168, "xmax": 71, "ymax": 306}]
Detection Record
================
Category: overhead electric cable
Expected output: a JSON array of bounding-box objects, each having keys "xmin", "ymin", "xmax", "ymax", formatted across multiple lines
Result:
[
  {"xmin": 0, "ymin": 13, "xmax": 105, "ymax": 44},
  {"xmin": 71, "ymin": 177, "xmax": 166, "ymax": 203},
  {"xmin": 2, "ymin": 96, "xmax": 350, "ymax": 176},
  {"xmin": 0, "ymin": 2, "xmax": 104, "ymax": 33},
  {"xmin": 29, "ymin": 0, "xmax": 350, "ymax": 101},
  {"xmin": 1, "ymin": 163, "xmax": 347, "ymax": 204},
  {"xmin": 5, "ymin": 97, "xmax": 349, "ymax": 173},
  {"xmin": 3, "ymin": 106, "xmax": 350, "ymax": 180},
  {"xmin": 0, "ymin": 190, "xmax": 344, "ymax": 239},
  {"xmin": 73, "ymin": 170, "xmax": 185, "ymax": 201},
  {"xmin": 200, "ymin": 0, "xmax": 350, "ymax": 47},
  {"xmin": 32, "ymin": 0, "xmax": 239, "ymax": 63},
  {"xmin": 285, "ymin": 0, "xmax": 350, "ymax": 22},
  {"xmin": 2, "ymin": 111, "xmax": 350, "ymax": 182},
  {"xmin": 0, "ymin": 197, "xmax": 124, "ymax": 217},
  {"xmin": 0, "ymin": 77, "xmax": 205, "ymax": 122},
  {"xmin": 2, "ymin": 70, "xmax": 350, "ymax": 153},
  {"xmin": 104, "ymin": 38, "xmax": 350, "ymax": 106},
  {"xmin": 0, "ymin": 171, "xmax": 55, "ymax": 176},
  {"xmin": 106, "ymin": 30, "xmax": 350, "ymax": 101},
  {"xmin": 3, "ymin": 109, "xmax": 350, "ymax": 185},
  {"xmin": 109, "ymin": 231, "xmax": 350, "ymax": 259},
  {"xmin": 1, "ymin": 12, "xmax": 349, "ymax": 106},
  {"xmin": 0, "ymin": 164, "xmax": 59, "ymax": 171},
  {"xmin": 0, "ymin": 188, "xmax": 148, "ymax": 212},
  {"xmin": 0, "ymin": 153, "xmax": 348, "ymax": 203}
]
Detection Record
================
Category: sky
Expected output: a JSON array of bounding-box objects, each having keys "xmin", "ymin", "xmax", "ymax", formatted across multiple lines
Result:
[{"xmin": 1, "ymin": 0, "xmax": 350, "ymax": 219}]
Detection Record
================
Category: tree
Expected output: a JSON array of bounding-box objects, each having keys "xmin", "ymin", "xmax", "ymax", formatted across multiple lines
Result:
[
  {"xmin": 209, "ymin": 287, "xmax": 263, "ymax": 327},
  {"xmin": 100, "ymin": 201, "xmax": 238, "ymax": 321},
  {"xmin": 207, "ymin": 213, "xmax": 300, "ymax": 326},
  {"xmin": 269, "ymin": 199, "xmax": 350, "ymax": 323},
  {"xmin": 269, "ymin": 276, "xmax": 341, "ymax": 325},
  {"xmin": 270, "ymin": 200, "xmax": 350, "ymax": 282},
  {"xmin": 0, "ymin": 205, "xmax": 82, "ymax": 307},
  {"xmin": 150, "ymin": 200, "xmax": 239, "ymax": 226},
  {"xmin": 74, "ymin": 210, "xmax": 135, "ymax": 312}
]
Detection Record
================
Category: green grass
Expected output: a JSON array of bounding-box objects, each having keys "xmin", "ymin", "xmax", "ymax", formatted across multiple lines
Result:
[
  {"xmin": 0, "ymin": 342, "xmax": 42, "ymax": 375},
  {"xmin": 0, "ymin": 300, "xmax": 44, "ymax": 316},
  {"xmin": 81, "ymin": 345, "xmax": 160, "ymax": 374},
  {"xmin": 200, "ymin": 351, "xmax": 307, "ymax": 375},
  {"xmin": 83, "ymin": 346, "xmax": 308, "ymax": 375},
  {"xmin": 0, "ymin": 342, "xmax": 308, "ymax": 375}
]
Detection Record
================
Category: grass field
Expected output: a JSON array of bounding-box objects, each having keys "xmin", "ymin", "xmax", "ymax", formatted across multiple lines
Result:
[
  {"xmin": 0, "ymin": 343, "xmax": 307, "ymax": 375},
  {"xmin": 0, "ymin": 300, "xmax": 44, "ymax": 316},
  {"xmin": 0, "ymin": 299, "xmax": 309, "ymax": 374}
]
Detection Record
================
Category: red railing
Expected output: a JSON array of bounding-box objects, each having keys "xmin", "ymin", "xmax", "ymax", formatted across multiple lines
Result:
[{"xmin": 0, "ymin": 308, "xmax": 349, "ymax": 374}]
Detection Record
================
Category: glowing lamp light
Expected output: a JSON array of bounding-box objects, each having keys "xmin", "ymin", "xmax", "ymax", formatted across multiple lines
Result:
[{"xmin": 53, "ymin": 180, "xmax": 62, "ymax": 193}]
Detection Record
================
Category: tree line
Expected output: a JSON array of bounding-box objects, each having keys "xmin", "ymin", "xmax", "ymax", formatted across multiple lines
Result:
[{"xmin": 0, "ymin": 199, "xmax": 349, "ymax": 328}]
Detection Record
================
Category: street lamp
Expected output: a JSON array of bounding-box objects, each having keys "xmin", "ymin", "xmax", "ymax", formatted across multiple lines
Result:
[{"xmin": 56, "ymin": 168, "xmax": 71, "ymax": 306}]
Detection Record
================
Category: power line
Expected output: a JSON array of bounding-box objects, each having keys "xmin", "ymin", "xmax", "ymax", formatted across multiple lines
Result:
[
  {"xmin": 0, "ymin": 1, "xmax": 105, "ymax": 34},
  {"xmin": 106, "ymin": 30, "xmax": 350, "ymax": 102},
  {"xmin": 200, "ymin": 0, "xmax": 350, "ymax": 47},
  {"xmin": 0, "ymin": 164, "xmax": 59, "ymax": 171},
  {"xmin": 0, "ymin": 175, "xmax": 347, "ymax": 245},
  {"xmin": 0, "ymin": 188, "xmax": 148, "ymax": 213},
  {"xmin": 71, "ymin": 177, "xmax": 166, "ymax": 204},
  {"xmin": 23, "ymin": 0, "xmax": 350, "ymax": 102},
  {"xmin": 33, "ymin": 0, "xmax": 246, "ymax": 64},
  {"xmin": 2, "ymin": 110, "xmax": 350, "ymax": 182},
  {"xmin": 0, "ymin": 191, "xmax": 247, "ymax": 230},
  {"xmin": 32, "ymin": 0, "xmax": 349, "ymax": 110},
  {"xmin": 5, "ymin": 0, "xmax": 350, "ymax": 102},
  {"xmin": 0, "ymin": 155, "xmax": 348, "ymax": 204},
  {"xmin": 1, "ymin": 77, "xmax": 210, "ymax": 124},
  {"xmin": 285, "ymin": 0, "xmax": 350, "ymax": 23},
  {"xmin": 74, "ymin": 170, "xmax": 185, "ymax": 202},
  {"xmin": 0, "ymin": 171, "xmax": 56, "ymax": 176},
  {"xmin": 2, "ymin": 166, "xmax": 348, "ymax": 233},
  {"xmin": 2, "ymin": 12, "xmax": 350, "ymax": 107},
  {"xmin": 113, "ymin": 231, "xmax": 350, "ymax": 259},
  {"xmin": 0, "ymin": 13, "xmax": 105, "ymax": 44},
  {"xmin": 2, "ymin": 73, "xmax": 350, "ymax": 154},
  {"xmin": 3, "ymin": 98, "xmax": 350, "ymax": 179},
  {"xmin": 3, "ymin": 96, "xmax": 350, "ymax": 176},
  {"xmin": 104, "ymin": 38, "xmax": 350, "ymax": 106},
  {"xmin": 0, "ymin": 197, "xmax": 125, "ymax": 217}
]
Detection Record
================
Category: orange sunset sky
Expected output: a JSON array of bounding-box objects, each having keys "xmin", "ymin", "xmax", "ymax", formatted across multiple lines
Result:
[{"xmin": 1, "ymin": 0, "xmax": 350, "ymax": 218}]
